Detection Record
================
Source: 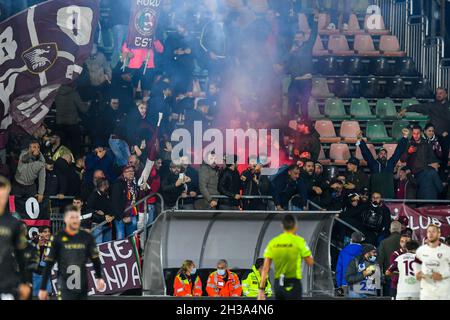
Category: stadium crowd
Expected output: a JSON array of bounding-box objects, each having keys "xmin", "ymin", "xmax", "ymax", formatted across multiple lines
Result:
[{"xmin": 0, "ymin": 0, "xmax": 450, "ymax": 300}]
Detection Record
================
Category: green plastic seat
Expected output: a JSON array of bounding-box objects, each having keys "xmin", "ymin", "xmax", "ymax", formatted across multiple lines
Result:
[
  {"xmin": 366, "ymin": 120, "xmax": 393, "ymax": 143},
  {"xmin": 402, "ymin": 99, "xmax": 428, "ymax": 121},
  {"xmin": 324, "ymin": 98, "xmax": 350, "ymax": 120},
  {"xmin": 350, "ymin": 98, "xmax": 376, "ymax": 120},
  {"xmin": 392, "ymin": 120, "xmax": 410, "ymax": 141},
  {"xmin": 308, "ymin": 98, "xmax": 324, "ymax": 120},
  {"xmin": 376, "ymin": 98, "xmax": 397, "ymax": 119}
]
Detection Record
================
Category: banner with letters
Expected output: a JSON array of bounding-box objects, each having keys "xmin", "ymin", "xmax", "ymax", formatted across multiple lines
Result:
[
  {"xmin": 0, "ymin": 0, "xmax": 99, "ymax": 134},
  {"xmin": 51, "ymin": 238, "xmax": 142, "ymax": 295},
  {"xmin": 386, "ymin": 203, "xmax": 450, "ymax": 243},
  {"xmin": 127, "ymin": 0, "xmax": 164, "ymax": 49}
]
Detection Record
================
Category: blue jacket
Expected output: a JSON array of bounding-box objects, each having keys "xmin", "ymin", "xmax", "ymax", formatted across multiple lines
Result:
[
  {"xmin": 85, "ymin": 150, "xmax": 116, "ymax": 184},
  {"xmin": 336, "ymin": 243, "xmax": 363, "ymax": 287}
]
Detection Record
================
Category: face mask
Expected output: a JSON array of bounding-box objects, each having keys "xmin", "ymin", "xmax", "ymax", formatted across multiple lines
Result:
[
  {"xmin": 372, "ymin": 201, "xmax": 380, "ymax": 207},
  {"xmin": 368, "ymin": 255, "xmax": 377, "ymax": 263},
  {"xmin": 190, "ymin": 268, "xmax": 197, "ymax": 274},
  {"xmin": 217, "ymin": 269, "xmax": 226, "ymax": 276}
]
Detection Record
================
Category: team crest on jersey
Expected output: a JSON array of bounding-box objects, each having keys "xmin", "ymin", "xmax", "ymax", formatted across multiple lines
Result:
[
  {"xmin": 358, "ymin": 263, "xmax": 366, "ymax": 272},
  {"xmin": 134, "ymin": 7, "xmax": 156, "ymax": 36},
  {"xmin": 21, "ymin": 43, "xmax": 58, "ymax": 74}
]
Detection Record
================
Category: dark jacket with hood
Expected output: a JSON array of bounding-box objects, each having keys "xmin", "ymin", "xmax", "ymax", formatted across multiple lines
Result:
[
  {"xmin": 292, "ymin": 128, "xmax": 321, "ymax": 161},
  {"xmin": 218, "ymin": 167, "xmax": 242, "ymax": 207},
  {"xmin": 270, "ymin": 167, "xmax": 307, "ymax": 209}
]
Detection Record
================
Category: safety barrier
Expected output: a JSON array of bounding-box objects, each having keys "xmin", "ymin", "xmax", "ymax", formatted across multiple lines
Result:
[{"xmin": 174, "ymin": 194, "xmax": 274, "ymax": 210}]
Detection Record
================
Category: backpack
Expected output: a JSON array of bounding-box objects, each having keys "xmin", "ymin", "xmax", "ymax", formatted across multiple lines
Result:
[{"xmin": 362, "ymin": 207, "xmax": 383, "ymax": 231}]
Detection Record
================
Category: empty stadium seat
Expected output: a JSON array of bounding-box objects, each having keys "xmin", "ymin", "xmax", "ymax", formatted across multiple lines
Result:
[
  {"xmin": 382, "ymin": 143, "xmax": 398, "ymax": 159},
  {"xmin": 361, "ymin": 77, "xmax": 382, "ymax": 98},
  {"xmin": 356, "ymin": 142, "xmax": 377, "ymax": 166},
  {"xmin": 315, "ymin": 120, "xmax": 341, "ymax": 143},
  {"xmin": 308, "ymin": 98, "xmax": 324, "ymax": 119},
  {"xmin": 354, "ymin": 34, "xmax": 380, "ymax": 56},
  {"xmin": 329, "ymin": 143, "xmax": 351, "ymax": 165},
  {"xmin": 312, "ymin": 78, "xmax": 334, "ymax": 98},
  {"xmin": 313, "ymin": 35, "xmax": 329, "ymax": 56},
  {"xmin": 414, "ymin": 79, "xmax": 434, "ymax": 99},
  {"xmin": 318, "ymin": 145, "xmax": 331, "ymax": 165},
  {"xmin": 392, "ymin": 120, "xmax": 411, "ymax": 140},
  {"xmin": 402, "ymin": 99, "xmax": 428, "ymax": 121},
  {"xmin": 375, "ymin": 98, "xmax": 397, "ymax": 119},
  {"xmin": 399, "ymin": 57, "xmax": 418, "ymax": 76},
  {"xmin": 345, "ymin": 56, "xmax": 368, "ymax": 75},
  {"xmin": 334, "ymin": 77, "xmax": 357, "ymax": 98},
  {"xmin": 321, "ymin": 56, "xmax": 341, "ymax": 75},
  {"xmin": 370, "ymin": 57, "xmax": 395, "ymax": 76},
  {"xmin": 364, "ymin": 14, "xmax": 390, "ymax": 35},
  {"xmin": 366, "ymin": 120, "xmax": 393, "ymax": 143},
  {"xmin": 328, "ymin": 35, "xmax": 354, "ymax": 56},
  {"xmin": 340, "ymin": 120, "xmax": 361, "ymax": 143},
  {"xmin": 344, "ymin": 14, "xmax": 365, "ymax": 36},
  {"xmin": 298, "ymin": 13, "xmax": 312, "ymax": 34},
  {"xmin": 324, "ymin": 98, "xmax": 350, "ymax": 120},
  {"xmin": 318, "ymin": 13, "xmax": 339, "ymax": 35},
  {"xmin": 389, "ymin": 77, "xmax": 409, "ymax": 98},
  {"xmin": 380, "ymin": 35, "xmax": 406, "ymax": 57},
  {"xmin": 350, "ymin": 98, "xmax": 376, "ymax": 120}
]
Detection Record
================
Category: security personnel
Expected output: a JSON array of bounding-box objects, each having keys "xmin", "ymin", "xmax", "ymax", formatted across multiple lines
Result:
[
  {"xmin": 242, "ymin": 258, "xmax": 272, "ymax": 297},
  {"xmin": 258, "ymin": 214, "xmax": 314, "ymax": 300},
  {"xmin": 38, "ymin": 205, "xmax": 106, "ymax": 300},
  {"xmin": 0, "ymin": 176, "xmax": 31, "ymax": 300},
  {"xmin": 173, "ymin": 260, "xmax": 202, "ymax": 297},
  {"xmin": 206, "ymin": 259, "xmax": 242, "ymax": 297}
]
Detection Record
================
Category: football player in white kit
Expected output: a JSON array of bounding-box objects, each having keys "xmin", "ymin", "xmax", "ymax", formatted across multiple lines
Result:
[
  {"xmin": 386, "ymin": 240, "xmax": 421, "ymax": 300},
  {"xmin": 414, "ymin": 225, "xmax": 450, "ymax": 300}
]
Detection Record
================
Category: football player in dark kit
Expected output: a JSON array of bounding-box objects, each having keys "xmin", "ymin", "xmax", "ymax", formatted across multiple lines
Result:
[
  {"xmin": 0, "ymin": 176, "xmax": 31, "ymax": 300},
  {"xmin": 38, "ymin": 205, "xmax": 106, "ymax": 300}
]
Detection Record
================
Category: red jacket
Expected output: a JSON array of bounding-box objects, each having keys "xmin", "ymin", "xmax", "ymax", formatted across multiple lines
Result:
[
  {"xmin": 206, "ymin": 270, "xmax": 242, "ymax": 297},
  {"xmin": 174, "ymin": 273, "xmax": 202, "ymax": 297},
  {"xmin": 122, "ymin": 40, "xmax": 164, "ymax": 69}
]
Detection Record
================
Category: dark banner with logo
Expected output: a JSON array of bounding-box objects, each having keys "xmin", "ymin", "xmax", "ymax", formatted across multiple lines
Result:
[
  {"xmin": 12, "ymin": 195, "xmax": 51, "ymax": 239},
  {"xmin": 387, "ymin": 203, "xmax": 450, "ymax": 243},
  {"xmin": 127, "ymin": 0, "xmax": 164, "ymax": 49},
  {"xmin": 51, "ymin": 238, "xmax": 142, "ymax": 295},
  {"xmin": 0, "ymin": 0, "xmax": 99, "ymax": 134}
]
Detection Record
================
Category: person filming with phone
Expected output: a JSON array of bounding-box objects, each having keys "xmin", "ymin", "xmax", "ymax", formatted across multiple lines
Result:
[{"xmin": 161, "ymin": 161, "xmax": 194, "ymax": 209}]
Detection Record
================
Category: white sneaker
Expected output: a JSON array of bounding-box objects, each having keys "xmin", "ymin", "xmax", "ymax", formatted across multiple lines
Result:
[
  {"xmin": 327, "ymin": 23, "xmax": 336, "ymax": 30},
  {"xmin": 343, "ymin": 23, "xmax": 349, "ymax": 31}
]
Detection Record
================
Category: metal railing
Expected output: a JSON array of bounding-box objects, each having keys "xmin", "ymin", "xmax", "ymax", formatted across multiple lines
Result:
[
  {"xmin": 378, "ymin": 0, "xmax": 448, "ymax": 91},
  {"xmin": 174, "ymin": 194, "xmax": 274, "ymax": 210}
]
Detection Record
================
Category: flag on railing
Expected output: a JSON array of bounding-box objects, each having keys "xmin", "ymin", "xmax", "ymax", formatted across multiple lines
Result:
[{"xmin": 0, "ymin": 0, "xmax": 99, "ymax": 134}]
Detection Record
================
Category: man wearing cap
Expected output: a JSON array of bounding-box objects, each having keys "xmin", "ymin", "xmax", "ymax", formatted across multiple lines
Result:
[
  {"xmin": 356, "ymin": 128, "xmax": 409, "ymax": 198},
  {"xmin": 345, "ymin": 244, "xmax": 382, "ymax": 298},
  {"xmin": 44, "ymin": 133, "xmax": 74, "ymax": 163},
  {"xmin": 344, "ymin": 157, "xmax": 369, "ymax": 194},
  {"xmin": 292, "ymin": 120, "xmax": 321, "ymax": 162}
]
